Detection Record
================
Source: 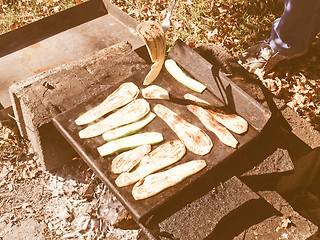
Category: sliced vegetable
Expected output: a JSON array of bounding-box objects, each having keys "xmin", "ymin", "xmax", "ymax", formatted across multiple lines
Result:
[
  {"xmin": 75, "ymin": 82, "xmax": 139, "ymax": 125},
  {"xmin": 79, "ymin": 99, "xmax": 150, "ymax": 139},
  {"xmin": 111, "ymin": 145, "xmax": 152, "ymax": 174},
  {"xmin": 184, "ymin": 93, "xmax": 211, "ymax": 107},
  {"xmin": 184, "ymin": 94, "xmax": 248, "ymax": 134},
  {"xmin": 97, "ymin": 132, "xmax": 163, "ymax": 157},
  {"xmin": 187, "ymin": 105, "xmax": 238, "ymax": 148},
  {"xmin": 137, "ymin": 21, "xmax": 166, "ymax": 85},
  {"xmin": 142, "ymin": 85, "xmax": 170, "ymax": 100},
  {"xmin": 206, "ymin": 109, "xmax": 248, "ymax": 134},
  {"xmin": 115, "ymin": 139, "xmax": 186, "ymax": 187},
  {"xmin": 165, "ymin": 59, "xmax": 206, "ymax": 93},
  {"xmin": 144, "ymin": 61, "xmax": 165, "ymax": 86},
  {"xmin": 153, "ymin": 104, "xmax": 213, "ymax": 155},
  {"xmin": 102, "ymin": 112, "xmax": 156, "ymax": 141},
  {"xmin": 132, "ymin": 160, "xmax": 206, "ymax": 200}
]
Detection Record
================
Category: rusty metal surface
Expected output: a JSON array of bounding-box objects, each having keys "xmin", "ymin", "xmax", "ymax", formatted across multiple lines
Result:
[
  {"xmin": 0, "ymin": 0, "xmax": 143, "ymax": 108},
  {"xmin": 52, "ymin": 41, "xmax": 270, "ymax": 223}
]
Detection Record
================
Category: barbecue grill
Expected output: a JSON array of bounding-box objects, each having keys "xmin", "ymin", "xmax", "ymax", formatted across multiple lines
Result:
[
  {"xmin": 4, "ymin": 1, "xmax": 314, "ymax": 239},
  {"xmin": 53, "ymin": 37, "xmax": 272, "ymax": 236}
]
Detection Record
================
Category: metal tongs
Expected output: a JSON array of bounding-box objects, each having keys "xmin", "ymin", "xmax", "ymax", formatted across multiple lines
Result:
[{"xmin": 161, "ymin": 0, "xmax": 177, "ymax": 32}]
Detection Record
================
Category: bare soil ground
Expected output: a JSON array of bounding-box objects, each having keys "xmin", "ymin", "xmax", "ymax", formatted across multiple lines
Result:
[{"xmin": 0, "ymin": 140, "xmax": 140, "ymax": 239}]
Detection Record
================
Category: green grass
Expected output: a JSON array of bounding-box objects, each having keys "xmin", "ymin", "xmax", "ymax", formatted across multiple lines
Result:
[
  {"xmin": 110, "ymin": 0, "xmax": 284, "ymax": 56},
  {"xmin": 0, "ymin": 0, "xmax": 84, "ymax": 35},
  {"xmin": 1, "ymin": 0, "xmax": 284, "ymax": 56}
]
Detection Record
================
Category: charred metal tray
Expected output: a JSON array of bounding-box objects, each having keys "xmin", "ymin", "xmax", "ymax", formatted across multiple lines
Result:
[{"xmin": 53, "ymin": 40, "xmax": 271, "ymax": 223}]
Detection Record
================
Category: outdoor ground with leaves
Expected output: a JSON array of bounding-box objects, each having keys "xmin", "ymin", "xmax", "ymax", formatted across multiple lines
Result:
[
  {"xmin": 0, "ymin": 0, "xmax": 85, "ymax": 33},
  {"xmin": 0, "ymin": 1, "xmax": 319, "ymax": 239},
  {"xmin": 1, "ymin": 0, "xmax": 318, "ymax": 131},
  {"xmin": 109, "ymin": 0, "xmax": 320, "ymax": 130}
]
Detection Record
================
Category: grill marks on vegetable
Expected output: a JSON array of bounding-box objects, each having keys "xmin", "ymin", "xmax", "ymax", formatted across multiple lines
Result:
[
  {"xmin": 136, "ymin": 21, "xmax": 166, "ymax": 85},
  {"xmin": 136, "ymin": 22, "xmax": 164, "ymax": 63},
  {"xmin": 142, "ymin": 85, "xmax": 170, "ymax": 100},
  {"xmin": 111, "ymin": 144, "xmax": 152, "ymax": 174},
  {"xmin": 132, "ymin": 160, "xmax": 206, "ymax": 200},
  {"xmin": 184, "ymin": 94, "xmax": 248, "ymax": 135},
  {"xmin": 78, "ymin": 98, "xmax": 150, "ymax": 138},
  {"xmin": 153, "ymin": 104, "xmax": 213, "ymax": 156},
  {"xmin": 74, "ymin": 78, "xmax": 249, "ymax": 200},
  {"xmin": 115, "ymin": 139, "xmax": 186, "ymax": 187},
  {"xmin": 187, "ymin": 105, "xmax": 239, "ymax": 148},
  {"xmin": 75, "ymin": 82, "xmax": 139, "ymax": 126}
]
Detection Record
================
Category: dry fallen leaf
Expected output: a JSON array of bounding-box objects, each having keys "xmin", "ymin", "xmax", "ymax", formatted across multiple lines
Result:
[
  {"xmin": 22, "ymin": 203, "xmax": 36, "ymax": 213},
  {"xmin": 0, "ymin": 179, "xmax": 6, "ymax": 187},
  {"xmin": 173, "ymin": 20, "xmax": 184, "ymax": 30},
  {"xmin": 0, "ymin": 165, "xmax": 9, "ymax": 179},
  {"xmin": 14, "ymin": 203, "xmax": 35, "ymax": 213},
  {"xmin": 85, "ymin": 168, "xmax": 92, "ymax": 182},
  {"xmin": 83, "ymin": 193, "xmax": 93, "ymax": 202},
  {"xmin": 187, "ymin": 42, "xmax": 196, "ymax": 48},
  {"xmin": 253, "ymin": 68, "xmax": 265, "ymax": 80},
  {"xmin": 294, "ymin": 93, "xmax": 307, "ymax": 105},
  {"xmin": 53, "ymin": 5, "xmax": 61, "ymax": 12},
  {"xmin": 8, "ymin": 183, "xmax": 13, "ymax": 191},
  {"xmin": 10, "ymin": 22, "xmax": 18, "ymax": 31},
  {"xmin": 206, "ymin": 29, "xmax": 219, "ymax": 41}
]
